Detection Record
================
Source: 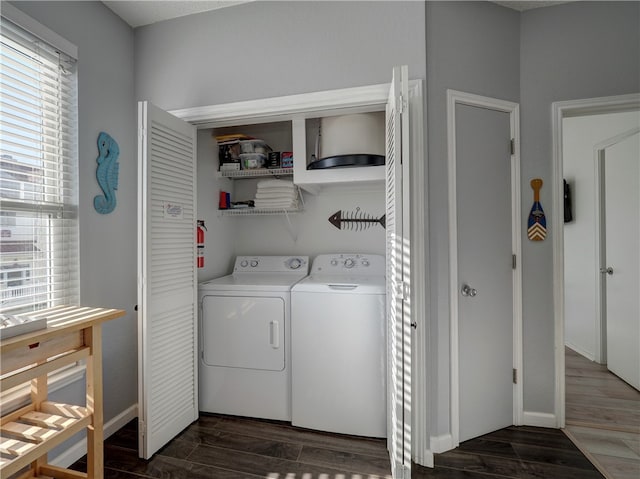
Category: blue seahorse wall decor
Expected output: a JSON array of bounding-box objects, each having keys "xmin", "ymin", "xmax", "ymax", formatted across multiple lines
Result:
[{"xmin": 93, "ymin": 131, "xmax": 120, "ymax": 214}]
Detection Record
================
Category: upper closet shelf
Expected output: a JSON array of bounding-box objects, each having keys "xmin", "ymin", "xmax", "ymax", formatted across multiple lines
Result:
[
  {"xmin": 218, "ymin": 207, "xmax": 302, "ymax": 217},
  {"xmin": 218, "ymin": 168, "xmax": 293, "ymax": 179}
]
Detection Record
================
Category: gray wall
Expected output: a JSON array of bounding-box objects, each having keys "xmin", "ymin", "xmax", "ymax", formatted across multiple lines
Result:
[
  {"xmin": 8, "ymin": 0, "xmax": 639, "ymax": 460},
  {"xmin": 134, "ymin": 1, "xmax": 426, "ymax": 111},
  {"xmin": 10, "ymin": 0, "xmax": 138, "ymax": 427},
  {"xmin": 520, "ymin": 1, "xmax": 640, "ymax": 413},
  {"xmin": 134, "ymin": 0, "xmax": 427, "ymax": 262},
  {"xmin": 425, "ymin": 0, "xmax": 639, "ymax": 436},
  {"xmin": 425, "ymin": 1, "xmax": 521, "ymax": 437}
]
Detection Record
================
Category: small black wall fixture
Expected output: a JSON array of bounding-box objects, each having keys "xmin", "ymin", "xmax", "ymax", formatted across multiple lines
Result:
[{"xmin": 564, "ymin": 179, "xmax": 573, "ymax": 223}]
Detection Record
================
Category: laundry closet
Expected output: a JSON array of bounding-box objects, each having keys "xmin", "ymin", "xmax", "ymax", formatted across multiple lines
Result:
[
  {"xmin": 137, "ymin": 66, "xmax": 421, "ymax": 476},
  {"xmin": 195, "ymin": 116, "xmax": 386, "ymax": 279}
]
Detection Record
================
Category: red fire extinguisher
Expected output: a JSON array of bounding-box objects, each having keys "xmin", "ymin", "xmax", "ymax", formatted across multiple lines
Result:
[{"xmin": 197, "ymin": 220, "xmax": 206, "ymax": 268}]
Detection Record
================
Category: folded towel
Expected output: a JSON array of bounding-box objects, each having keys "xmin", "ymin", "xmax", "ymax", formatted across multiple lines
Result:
[
  {"xmin": 255, "ymin": 197, "xmax": 299, "ymax": 205},
  {"xmin": 254, "ymin": 204, "xmax": 298, "ymax": 210},
  {"xmin": 255, "ymin": 199, "xmax": 299, "ymax": 209},
  {"xmin": 257, "ymin": 179, "xmax": 295, "ymax": 190},
  {"xmin": 255, "ymin": 187, "xmax": 297, "ymax": 196},
  {"xmin": 255, "ymin": 190, "xmax": 298, "ymax": 200}
]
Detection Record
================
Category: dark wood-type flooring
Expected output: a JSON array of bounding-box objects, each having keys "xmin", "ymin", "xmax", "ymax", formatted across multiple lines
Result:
[
  {"xmin": 564, "ymin": 347, "xmax": 640, "ymax": 479},
  {"xmin": 414, "ymin": 425, "xmax": 604, "ymax": 478},
  {"xmin": 72, "ymin": 414, "xmax": 392, "ymax": 478},
  {"xmin": 565, "ymin": 347, "xmax": 639, "ymax": 433},
  {"xmin": 70, "ymin": 413, "xmax": 605, "ymax": 478}
]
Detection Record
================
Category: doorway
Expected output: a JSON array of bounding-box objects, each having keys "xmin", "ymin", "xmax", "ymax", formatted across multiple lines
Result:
[
  {"xmin": 554, "ymin": 94, "xmax": 640, "ymax": 478},
  {"xmin": 562, "ymin": 111, "xmax": 640, "ymax": 368},
  {"xmin": 447, "ymin": 90, "xmax": 523, "ymax": 446},
  {"xmin": 551, "ymin": 92, "xmax": 640, "ymax": 427},
  {"xmin": 599, "ymin": 128, "xmax": 640, "ymax": 389}
]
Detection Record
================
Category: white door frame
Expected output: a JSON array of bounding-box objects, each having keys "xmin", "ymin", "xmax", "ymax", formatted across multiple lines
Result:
[
  {"xmin": 447, "ymin": 90, "xmax": 523, "ymax": 448},
  {"xmin": 594, "ymin": 127, "xmax": 640, "ymax": 364},
  {"xmin": 406, "ymin": 80, "xmax": 430, "ymax": 467},
  {"xmin": 551, "ymin": 92, "xmax": 640, "ymax": 428},
  {"xmin": 170, "ymin": 79, "xmax": 430, "ymax": 467}
]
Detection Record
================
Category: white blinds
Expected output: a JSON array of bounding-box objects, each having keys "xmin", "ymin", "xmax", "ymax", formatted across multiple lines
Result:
[{"xmin": 0, "ymin": 16, "xmax": 79, "ymax": 314}]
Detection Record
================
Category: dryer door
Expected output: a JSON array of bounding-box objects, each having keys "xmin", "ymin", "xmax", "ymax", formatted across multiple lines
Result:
[{"xmin": 202, "ymin": 295, "xmax": 285, "ymax": 371}]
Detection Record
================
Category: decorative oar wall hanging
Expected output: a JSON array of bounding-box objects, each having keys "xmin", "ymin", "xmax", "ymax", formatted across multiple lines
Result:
[
  {"xmin": 93, "ymin": 131, "xmax": 120, "ymax": 214},
  {"xmin": 329, "ymin": 208, "xmax": 386, "ymax": 231},
  {"xmin": 527, "ymin": 178, "xmax": 547, "ymax": 241}
]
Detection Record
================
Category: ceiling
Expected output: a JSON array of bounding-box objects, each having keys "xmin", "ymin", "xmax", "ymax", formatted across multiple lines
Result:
[
  {"xmin": 103, "ymin": 1, "xmax": 572, "ymax": 28},
  {"xmin": 492, "ymin": 1, "xmax": 571, "ymax": 11},
  {"xmin": 102, "ymin": 1, "xmax": 251, "ymax": 28}
]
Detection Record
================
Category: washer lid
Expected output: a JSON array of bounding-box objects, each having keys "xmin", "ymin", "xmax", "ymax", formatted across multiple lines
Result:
[
  {"xmin": 199, "ymin": 273, "xmax": 307, "ymax": 292},
  {"xmin": 292, "ymin": 274, "xmax": 385, "ymax": 294}
]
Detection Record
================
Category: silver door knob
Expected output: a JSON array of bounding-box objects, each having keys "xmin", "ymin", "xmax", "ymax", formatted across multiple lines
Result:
[
  {"xmin": 461, "ymin": 284, "xmax": 477, "ymax": 297},
  {"xmin": 600, "ymin": 267, "xmax": 614, "ymax": 275}
]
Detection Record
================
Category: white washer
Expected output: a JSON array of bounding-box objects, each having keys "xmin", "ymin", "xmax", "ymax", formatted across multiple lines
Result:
[
  {"xmin": 199, "ymin": 255, "xmax": 308, "ymax": 421},
  {"xmin": 291, "ymin": 253, "xmax": 386, "ymax": 437}
]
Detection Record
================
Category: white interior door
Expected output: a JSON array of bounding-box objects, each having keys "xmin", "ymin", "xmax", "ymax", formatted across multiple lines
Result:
[
  {"xmin": 451, "ymin": 94, "xmax": 517, "ymax": 443},
  {"xmin": 137, "ymin": 101, "xmax": 198, "ymax": 459},
  {"xmin": 604, "ymin": 132, "xmax": 640, "ymax": 390},
  {"xmin": 385, "ymin": 65, "xmax": 411, "ymax": 478}
]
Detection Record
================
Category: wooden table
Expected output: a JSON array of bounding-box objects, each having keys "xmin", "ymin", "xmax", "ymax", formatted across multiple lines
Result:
[{"xmin": 1, "ymin": 305, "xmax": 126, "ymax": 479}]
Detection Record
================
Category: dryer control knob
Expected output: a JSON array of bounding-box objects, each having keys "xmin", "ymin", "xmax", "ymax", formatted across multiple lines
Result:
[
  {"xmin": 250, "ymin": 260, "xmax": 259, "ymax": 267},
  {"xmin": 344, "ymin": 258, "xmax": 355, "ymax": 269},
  {"xmin": 288, "ymin": 258, "xmax": 302, "ymax": 270},
  {"xmin": 240, "ymin": 260, "xmax": 248, "ymax": 267}
]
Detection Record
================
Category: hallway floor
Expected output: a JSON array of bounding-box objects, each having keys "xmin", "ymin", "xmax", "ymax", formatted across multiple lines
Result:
[
  {"xmin": 70, "ymin": 413, "xmax": 606, "ymax": 478},
  {"xmin": 564, "ymin": 347, "xmax": 640, "ymax": 479},
  {"xmin": 413, "ymin": 425, "xmax": 604, "ymax": 478}
]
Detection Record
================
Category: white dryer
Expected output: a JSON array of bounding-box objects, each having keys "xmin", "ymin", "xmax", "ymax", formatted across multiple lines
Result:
[
  {"xmin": 291, "ymin": 253, "xmax": 386, "ymax": 437},
  {"xmin": 198, "ymin": 255, "xmax": 308, "ymax": 421}
]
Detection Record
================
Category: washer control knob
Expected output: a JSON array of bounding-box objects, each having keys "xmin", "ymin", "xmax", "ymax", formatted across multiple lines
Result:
[
  {"xmin": 344, "ymin": 258, "xmax": 355, "ymax": 269},
  {"xmin": 240, "ymin": 260, "xmax": 248, "ymax": 267},
  {"xmin": 288, "ymin": 258, "xmax": 302, "ymax": 270},
  {"xmin": 250, "ymin": 260, "xmax": 258, "ymax": 267},
  {"xmin": 361, "ymin": 259, "xmax": 370, "ymax": 267},
  {"xmin": 330, "ymin": 259, "xmax": 338, "ymax": 266}
]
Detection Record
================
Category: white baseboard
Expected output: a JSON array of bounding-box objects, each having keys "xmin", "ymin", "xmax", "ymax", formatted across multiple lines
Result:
[
  {"xmin": 413, "ymin": 443, "xmax": 434, "ymax": 468},
  {"xmin": 418, "ymin": 450, "xmax": 435, "ymax": 468},
  {"xmin": 522, "ymin": 411, "xmax": 558, "ymax": 428},
  {"xmin": 565, "ymin": 342, "xmax": 594, "ymax": 361},
  {"xmin": 430, "ymin": 433, "xmax": 454, "ymax": 454},
  {"xmin": 50, "ymin": 404, "xmax": 138, "ymax": 468}
]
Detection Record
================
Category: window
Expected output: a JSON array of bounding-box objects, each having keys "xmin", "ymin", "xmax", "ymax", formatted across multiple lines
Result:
[{"xmin": 0, "ymin": 11, "xmax": 79, "ymax": 315}]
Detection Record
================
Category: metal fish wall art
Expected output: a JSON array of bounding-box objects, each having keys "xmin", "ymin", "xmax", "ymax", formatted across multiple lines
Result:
[
  {"xmin": 94, "ymin": 131, "xmax": 120, "ymax": 214},
  {"xmin": 328, "ymin": 208, "xmax": 386, "ymax": 231}
]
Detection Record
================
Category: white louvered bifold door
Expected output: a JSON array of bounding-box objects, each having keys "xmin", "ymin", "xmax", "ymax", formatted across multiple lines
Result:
[
  {"xmin": 385, "ymin": 66, "xmax": 412, "ymax": 479},
  {"xmin": 137, "ymin": 101, "xmax": 198, "ymax": 459}
]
